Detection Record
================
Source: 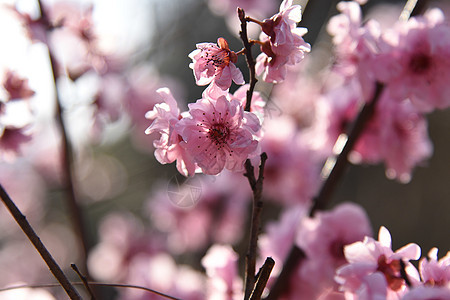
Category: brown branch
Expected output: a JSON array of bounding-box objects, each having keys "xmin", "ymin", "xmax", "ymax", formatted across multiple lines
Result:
[
  {"xmin": 71, "ymin": 264, "xmax": 96, "ymax": 300},
  {"xmin": 37, "ymin": 0, "xmax": 91, "ymax": 276},
  {"xmin": 0, "ymin": 183, "xmax": 82, "ymax": 299},
  {"xmin": 250, "ymin": 257, "xmax": 275, "ymax": 300},
  {"xmin": 243, "ymin": 152, "xmax": 268, "ymax": 300},
  {"xmin": 238, "ymin": 8, "xmax": 258, "ymax": 112}
]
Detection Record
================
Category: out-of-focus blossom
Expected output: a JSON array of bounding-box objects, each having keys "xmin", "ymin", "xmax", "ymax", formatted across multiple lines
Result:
[
  {"xmin": 260, "ymin": 116, "xmax": 321, "ymax": 206},
  {"xmin": 176, "ymin": 94, "xmax": 260, "ymax": 175},
  {"xmin": 189, "ymin": 37, "xmax": 244, "ymax": 91},
  {"xmin": 279, "ymin": 203, "xmax": 372, "ymax": 299},
  {"xmin": 373, "ymin": 9, "xmax": 450, "ymax": 112},
  {"xmin": 259, "ymin": 205, "xmax": 306, "ymax": 277},
  {"xmin": 119, "ymin": 253, "xmax": 205, "ymax": 300},
  {"xmin": 336, "ymin": 226, "xmax": 422, "ymax": 299},
  {"xmin": 148, "ymin": 171, "xmax": 251, "ymax": 253},
  {"xmin": 400, "ymin": 286, "xmax": 450, "ymax": 300},
  {"xmin": 255, "ymin": 0, "xmax": 311, "ymax": 83},
  {"xmin": 0, "ymin": 126, "xmax": 32, "ymax": 161},
  {"xmin": 419, "ymin": 248, "xmax": 450, "ymax": 287},
  {"xmin": 327, "ymin": 0, "xmax": 381, "ymax": 101},
  {"xmin": 0, "ymin": 285, "xmax": 56, "ymax": 300},
  {"xmin": 145, "ymin": 87, "xmax": 197, "ymax": 176},
  {"xmin": 88, "ymin": 212, "xmax": 166, "ymax": 282},
  {"xmin": 306, "ymin": 77, "xmax": 432, "ymax": 183},
  {"xmin": 202, "ymin": 244, "xmax": 242, "ymax": 300},
  {"xmin": 297, "ymin": 203, "xmax": 372, "ymax": 281},
  {"xmin": 2, "ymin": 70, "xmax": 35, "ymax": 101},
  {"xmin": 351, "ymin": 91, "xmax": 433, "ymax": 183}
]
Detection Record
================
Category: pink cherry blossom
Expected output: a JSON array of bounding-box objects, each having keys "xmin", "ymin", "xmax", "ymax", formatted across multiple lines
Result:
[
  {"xmin": 373, "ymin": 9, "xmax": 450, "ymax": 112},
  {"xmin": 351, "ymin": 91, "xmax": 433, "ymax": 183},
  {"xmin": 147, "ymin": 172, "xmax": 250, "ymax": 253},
  {"xmin": 289, "ymin": 203, "xmax": 372, "ymax": 299},
  {"xmin": 400, "ymin": 286, "xmax": 450, "ymax": 300},
  {"xmin": 0, "ymin": 126, "xmax": 32, "ymax": 162},
  {"xmin": 419, "ymin": 248, "xmax": 450, "ymax": 287},
  {"xmin": 202, "ymin": 83, "xmax": 266, "ymax": 118},
  {"xmin": 202, "ymin": 244, "xmax": 242, "ymax": 300},
  {"xmin": 176, "ymin": 95, "xmax": 261, "ymax": 175},
  {"xmin": 255, "ymin": 0, "xmax": 311, "ymax": 83},
  {"xmin": 336, "ymin": 226, "xmax": 422, "ymax": 299},
  {"xmin": 145, "ymin": 87, "xmax": 197, "ymax": 176},
  {"xmin": 189, "ymin": 37, "xmax": 244, "ymax": 91},
  {"xmin": 2, "ymin": 70, "xmax": 35, "ymax": 101},
  {"xmin": 326, "ymin": 1, "xmax": 381, "ymax": 101},
  {"xmin": 259, "ymin": 116, "xmax": 321, "ymax": 206}
]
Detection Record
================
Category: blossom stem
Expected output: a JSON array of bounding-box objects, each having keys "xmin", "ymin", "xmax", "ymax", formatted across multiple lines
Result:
[
  {"xmin": 243, "ymin": 152, "xmax": 268, "ymax": 300},
  {"xmin": 238, "ymin": 7, "xmax": 258, "ymax": 112},
  {"xmin": 245, "ymin": 16, "xmax": 264, "ymax": 27},
  {"xmin": 235, "ymin": 48, "xmax": 246, "ymax": 56},
  {"xmin": 37, "ymin": 0, "xmax": 92, "ymax": 278},
  {"xmin": 0, "ymin": 183, "xmax": 82, "ymax": 300}
]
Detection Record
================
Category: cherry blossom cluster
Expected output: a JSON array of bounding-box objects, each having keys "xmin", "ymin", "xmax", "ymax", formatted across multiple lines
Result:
[{"xmin": 146, "ymin": 0, "xmax": 310, "ymax": 177}]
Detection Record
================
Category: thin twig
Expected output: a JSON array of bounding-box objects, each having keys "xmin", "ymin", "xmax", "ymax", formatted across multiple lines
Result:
[
  {"xmin": 0, "ymin": 282, "xmax": 181, "ymax": 300},
  {"xmin": 71, "ymin": 264, "xmax": 96, "ymax": 300},
  {"xmin": 243, "ymin": 152, "xmax": 268, "ymax": 300},
  {"xmin": 238, "ymin": 8, "xmax": 258, "ymax": 112},
  {"xmin": 250, "ymin": 257, "xmax": 275, "ymax": 300},
  {"xmin": 37, "ymin": 0, "xmax": 91, "ymax": 276},
  {"xmin": 0, "ymin": 183, "xmax": 81, "ymax": 300}
]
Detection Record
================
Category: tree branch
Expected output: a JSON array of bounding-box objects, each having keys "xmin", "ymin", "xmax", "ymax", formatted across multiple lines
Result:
[
  {"xmin": 243, "ymin": 152, "xmax": 268, "ymax": 300},
  {"xmin": 37, "ymin": 0, "xmax": 91, "ymax": 276},
  {"xmin": 238, "ymin": 8, "xmax": 258, "ymax": 112},
  {"xmin": 0, "ymin": 183, "xmax": 81, "ymax": 300}
]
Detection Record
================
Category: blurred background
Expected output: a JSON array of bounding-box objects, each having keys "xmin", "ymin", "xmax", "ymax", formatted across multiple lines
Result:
[{"xmin": 0, "ymin": 0, "xmax": 449, "ymax": 299}]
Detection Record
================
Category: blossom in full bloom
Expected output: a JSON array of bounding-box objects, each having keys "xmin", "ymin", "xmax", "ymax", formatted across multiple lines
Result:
[
  {"xmin": 189, "ymin": 37, "xmax": 244, "ymax": 91},
  {"xmin": 373, "ymin": 9, "xmax": 450, "ymax": 112},
  {"xmin": 145, "ymin": 88, "xmax": 197, "ymax": 176},
  {"xmin": 351, "ymin": 91, "xmax": 433, "ymax": 183},
  {"xmin": 336, "ymin": 226, "xmax": 422, "ymax": 299},
  {"xmin": 255, "ymin": 0, "xmax": 311, "ymax": 83},
  {"xmin": 176, "ymin": 94, "xmax": 261, "ymax": 175},
  {"xmin": 400, "ymin": 286, "xmax": 450, "ymax": 300},
  {"xmin": 418, "ymin": 248, "xmax": 450, "ymax": 287}
]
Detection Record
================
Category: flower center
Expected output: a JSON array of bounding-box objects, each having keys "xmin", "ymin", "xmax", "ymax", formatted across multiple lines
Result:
[
  {"xmin": 329, "ymin": 240, "xmax": 346, "ymax": 261},
  {"xmin": 376, "ymin": 255, "xmax": 404, "ymax": 291},
  {"xmin": 204, "ymin": 48, "xmax": 231, "ymax": 70},
  {"xmin": 409, "ymin": 52, "xmax": 432, "ymax": 74},
  {"xmin": 207, "ymin": 123, "xmax": 230, "ymax": 147}
]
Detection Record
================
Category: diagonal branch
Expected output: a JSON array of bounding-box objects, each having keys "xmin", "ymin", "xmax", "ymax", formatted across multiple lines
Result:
[{"xmin": 0, "ymin": 183, "xmax": 81, "ymax": 300}]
